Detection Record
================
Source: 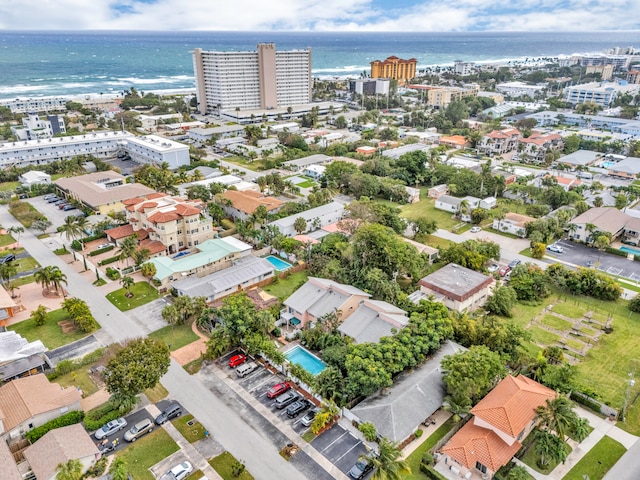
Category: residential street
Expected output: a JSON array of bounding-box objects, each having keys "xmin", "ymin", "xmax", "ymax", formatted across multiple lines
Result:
[{"xmin": 0, "ymin": 205, "xmax": 311, "ymax": 480}]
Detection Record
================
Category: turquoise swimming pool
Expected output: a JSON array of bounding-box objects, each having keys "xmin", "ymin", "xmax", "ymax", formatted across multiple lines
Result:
[
  {"xmin": 265, "ymin": 255, "xmax": 292, "ymax": 271},
  {"xmin": 601, "ymin": 161, "xmax": 616, "ymax": 169},
  {"xmin": 285, "ymin": 345, "xmax": 326, "ymax": 376},
  {"xmin": 620, "ymin": 246, "xmax": 640, "ymax": 256}
]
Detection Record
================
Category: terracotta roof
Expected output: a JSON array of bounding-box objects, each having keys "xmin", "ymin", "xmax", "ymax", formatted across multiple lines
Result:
[
  {"xmin": 440, "ymin": 135, "xmax": 468, "ymax": 146},
  {"xmin": 138, "ymin": 201, "xmax": 158, "ymax": 210},
  {"xmin": 123, "ymin": 197, "xmax": 144, "ymax": 206},
  {"xmin": 23, "ymin": 424, "xmax": 99, "ymax": 480},
  {"xmin": 0, "ymin": 375, "xmax": 81, "ymax": 432},
  {"xmin": 471, "ymin": 375, "xmax": 555, "ymax": 437},
  {"xmin": 223, "ymin": 189, "xmax": 283, "ymax": 215},
  {"xmin": 147, "ymin": 211, "xmax": 181, "ymax": 223},
  {"xmin": 139, "ymin": 239, "xmax": 166, "ymax": 254},
  {"xmin": 174, "ymin": 203, "xmax": 202, "ymax": 216},
  {"xmin": 146, "ymin": 192, "xmax": 168, "ymax": 199},
  {"xmin": 554, "ymin": 176, "xmax": 582, "ymax": 186},
  {"xmin": 105, "ymin": 224, "xmax": 134, "ymax": 239},
  {"xmin": 441, "ymin": 420, "xmax": 522, "ymax": 472}
]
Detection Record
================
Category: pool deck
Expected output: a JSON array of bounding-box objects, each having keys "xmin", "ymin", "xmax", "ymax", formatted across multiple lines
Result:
[{"xmin": 265, "ymin": 254, "xmax": 293, "ymax": 271}]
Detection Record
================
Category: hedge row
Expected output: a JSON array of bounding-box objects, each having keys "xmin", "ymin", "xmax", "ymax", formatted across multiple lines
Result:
[
  {"xmin": 634, "ymin": 254, "xmax": 640, "ymax": 262},
  {"xmin": 570, "ymin": 391, "xmax": 603, "ymax": 414},
  {"xmin": 84, "ymin": 403, "xmax": 125, "ymax": 431},
  {"xmin": 605, "ymin": 246, "xmax": 628, "ymax": 257},
  {"xmin": 98, "ymin": 255, "xmax": 121, "ymax": 266},
  {"xmin": 47, "ymin": 348, "xmax": 105, "ymax": 380},
  {"xmin": 88, "ymin": 245, "xmax": 114, "ymax": 257},
  {"xmin": 420, "ymin": 464, "xmax": 448, "ymax": 480},
  {"xmin": 26, "ymin": 410, "xmax": 85, "ymax": 443}
]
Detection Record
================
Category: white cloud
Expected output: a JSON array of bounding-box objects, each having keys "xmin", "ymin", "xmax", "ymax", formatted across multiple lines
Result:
[{"xmin": 0, "ymin": 0, "xmax": 637, "ymax": 31}]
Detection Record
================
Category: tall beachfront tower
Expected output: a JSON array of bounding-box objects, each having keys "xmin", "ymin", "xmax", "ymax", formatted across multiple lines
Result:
[
  {"xmin": 192, "ymin": 43, "xmax": 312, "ymax": 114},
  {"xmin": 370, "ymin": 56, "xmax": 417, "ymax": 83}
]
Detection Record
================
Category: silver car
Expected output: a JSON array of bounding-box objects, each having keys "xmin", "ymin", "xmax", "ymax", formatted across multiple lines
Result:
[{"xmin": 94, "ymin": 417, "xmax": 127, "ymax": 440}]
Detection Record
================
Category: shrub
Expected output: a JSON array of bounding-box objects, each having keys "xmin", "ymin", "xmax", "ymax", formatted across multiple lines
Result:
[
  {"xmin": 221, "ymin": 219, "xmax": 234, "ymax": 230},
  {"xmin": 571, "ymin": 391, "xmax": 603, "ymax": 413},
  {"xmin": 47, "ymin": 348, "xmax": 105, "ymax": 380},
  {"xmin": 634, "ymin": 254, "xmax": 640, "ymax": 262},
  {"xmin": 358, "ymin": 422, "xmax": 378, "ymax": 442},
  {"xmin": 83, "ymin": 403, "xmax": 128, "ymax": 431},
  {"xmin": 629, "ymin": 295, "xmax": 640, "ymax": 313},
  {"xmin": 421, "ymin": 451, "xmax": 434, "ymax": 466},
  {"xmin": 105, "ymin": 267, "xmax": 121, "ymax": 280},
  {"xmin": 26, "ymin": 410, "xmax": 85, "ymax": 443},
  {"xmin": 415, "ymin": 428, "xmax": 424, "ymax": 438},
  {"xmin": 420, "ymin": 463, "xmax": 448, "ymax": 479},
  {"xmin": 98, "ymin": 255, "xmax": 120, "ymax": 266},
  {"xmin": 85, "ymin": 457, "xmax": 108, "ymax": 478},
  {"xmin": 71, "ymin": 240, "xmax": 83, "ymax": 251},
  {"xmin": 88, "ymin": 245, "xmax": 114, "ymax": 257},
  {"xmin": 605, "ymin": 246, "xmax": 628, "ymax": 257}
]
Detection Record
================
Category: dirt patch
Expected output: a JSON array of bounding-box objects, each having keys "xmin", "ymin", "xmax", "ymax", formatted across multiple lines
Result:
[{"xmin": 57, "ymin": 320, "xmax": 77, "ymax": 334}]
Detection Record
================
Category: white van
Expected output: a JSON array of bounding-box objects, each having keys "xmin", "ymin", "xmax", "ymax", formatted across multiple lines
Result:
[{"xmin": 236, "ymin": 361, "xmax": 258, "ymax": 378}]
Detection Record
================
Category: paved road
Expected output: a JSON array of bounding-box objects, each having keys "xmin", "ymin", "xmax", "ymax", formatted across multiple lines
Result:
[
  {"xmin": 603, "ymin": 439, "xmax": 640, "ymax": 480},
  {"xmin": 0, "ymin": 205, "xmax": 310, "ymax": 480}
]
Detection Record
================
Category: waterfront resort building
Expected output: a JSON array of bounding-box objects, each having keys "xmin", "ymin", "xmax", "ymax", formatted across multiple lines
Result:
[
  {"xmin": 192, "ymin": 43, "xmax": 312, "ymax": 114},
  {"xmin": 370, "ymin": 56, "xmax": 417, "ymax": 83},
  {"xmin": 0, "ymin": 131, "xmax": 190, "ymax": 169},
  {"xmin": 564, "ymin": 81, "xmax": 640, "ymax": 108},
  {"xmin": 0, "ymin": 96, "xmax": 69, "ymax": 114}
]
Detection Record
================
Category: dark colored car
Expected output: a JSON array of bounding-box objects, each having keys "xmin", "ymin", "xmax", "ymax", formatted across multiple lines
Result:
[
  {"xmin": 47, "ymin": 196, "xmax": 60, "ymax": 203},
  {"xmin": 155, "ymin": 404, "xmax": 182, "ymax": 425},
  {"xmin": 286, "ymin": 399, "xmax": 312, "ymax": 418},
  {"xmin": 348, "ymin": 457, "xmax": 374, "ymax": 479},
  {"xmin": 54, "ymin": 199, "xmax": 66, "ymax": 205},
  {"xmin": 266, "ymin": 382, "xmax": 291, "ymax": 399},
  {"xmin": 62, "ymin": 204, "xmax": 76, "ymax": 211},
  {"xmin": 508, "ymin": 259, "xmax": 521, "ymax": 269},
  {"xmin": 274, "ymin": 391, "xmax": 299, "ymax": 409},
  {"xmin": 228, "ymin": 354, "xmax": 246, "ymax": 368},
  {"xmin": 0, "ymin": 254, "xmax": 16, "ymax": 264}
]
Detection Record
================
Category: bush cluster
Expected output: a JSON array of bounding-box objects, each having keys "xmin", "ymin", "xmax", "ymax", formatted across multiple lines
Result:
[
  {"xmin": 98, "ymin": 255, "xmax": 120, "ymax": 266},
  {"xmin": 88, "ymin": 245, "xmax": 114, "ymax": 257},
  {"xmin": 26, "ymin": 410, "xmax": 85, "ymax": 443},
  {"xmin": 83, "ymin": 403, "xmax": 125, "ymax": 431},
  {"xmin": 47, "ymin": 348, "xmax": 105, "ymax": 380},
  {"xmin": 105, "ymin": 267, "xmax": 120, "ymax": 280}
]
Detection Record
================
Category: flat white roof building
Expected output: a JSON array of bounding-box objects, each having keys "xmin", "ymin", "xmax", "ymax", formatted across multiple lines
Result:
[
  {"xmin": 496, "ymin": 81, "xmax": 545, "ymax": 98},
  {"xmin": 564, "ymin": 81, "xmax": 640, "ymax": 107},
  {"xmin": 193, "ymin": 43, "xmax": 312, "ymax": 114},
  {"xmin": 0, "ymin": 96, "xmax": 69, "ymax": 114},
  {"xmin": 0, "ymin": 131, "xmax": 189, "ymax": 169}
]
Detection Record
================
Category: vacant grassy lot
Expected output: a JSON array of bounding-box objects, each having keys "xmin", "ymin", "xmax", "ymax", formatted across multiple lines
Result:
[
  {"xmin": 55, "ymin": 367, "xmax": 99, "ymax": 396},
  {"xmin": 116, "ymin": 429, "xmax": 179, "ymax": 480},
  {"xmin": 8, "ymin": 200, "xmax": 46, "ymax": 228},
  {"xmin": 149, "ymin": 323, "xmax": 200, "ymax": 351},
  {"xmin": 400, "ymin": 192, "xmax": 460, "ymax": 231},
  {"xmin": 417, "ymin": 234, "xmax": 455, "ymax": 250},
  {"xmin": 106, "ymin": 281, "xmax": 160, "ymax": 311},
  {"xmin": 540, "ymin": 314, "xmax": 573, "ymax": 331},
  {"xmin": 404, "ymin": 418, "xmax": 455, "ymax": 480},
  {"xmin": 264, "ymin": 270, "xmax": 308, "ymax": 301},
  {"xmin": 172, "ymin": 414, "xmax": 207, "ymax": 443},
  {"xmin": 209, "ymin": 452, "xmax": 254, "ymax": 480},
  {"xmin": 0, "ymin": 181, "xmax": 21, "ymax": 192},
  {"xmin": 9, "ymin": 308, "xmax": 94, "ymax": 349},
  {"xmin": 563, "ymin": 436, "xmax": 626, "ymax": 480}
]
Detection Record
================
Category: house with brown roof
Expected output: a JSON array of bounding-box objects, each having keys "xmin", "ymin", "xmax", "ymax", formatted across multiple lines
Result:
[
  {"xmin": 492, "ymin": 212, "xmax": 535, "ymax": 238},
  {"xmin": 54, "ymin": 171, "xmax": 154, "ymax": 215},
  {"xmin": 477, "ymin": 128, "xmax": 521, "ymax": 155},
  {"xmin": 428, "ymin": 184, "xmax": 449, "ymax": 199},
  {"xmin": 105, "ymin": 193, "xmax": 215, "ymax": 256},
  {"xmin": 222, "ymin": 189, "xmax": 284, "ymax": 222},
  {"xmin": 439, "ymin": 375, "xmax": 555, "ymax": 479},
  {"xmin": 0, "ymin": 374, "xmax": 82, "ymax": 440},
  {"xmin": 440, "ymin": 135, "xmax": 470, "ymax": 150},
  {"xmin": 545, "ymin": 175, "xmax": 582, "ymax": 191},
  {"xmin": 568, "ymin": 207, "xmax": 629, "ymax": 243},
  {"xmin": 23, "ymin": 424, "xmax": 99, "ymax": 480},
  {"xmin": 415, "ymin": 263, "xmax": 495, "ymax": 312}
]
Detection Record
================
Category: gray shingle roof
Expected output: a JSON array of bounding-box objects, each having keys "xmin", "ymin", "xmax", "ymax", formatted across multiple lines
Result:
[
  {"xmin": 283, "ymin": 277, "xmax": 369, "ymax": 317},
  {"xmin": 338, "ymin": 301, "xmax": 409, "ymax": 344},
  {"xmin": 351, "ymin": 340, "xmax": 466, "ymax": 442}
]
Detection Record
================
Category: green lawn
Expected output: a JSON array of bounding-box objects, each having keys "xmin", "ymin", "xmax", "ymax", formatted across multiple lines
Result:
[
  {"xmin": 565, "ymin": 338, "xmax": 586, "ymax": 351},
  {"xmin": 0, "ymin": 181, "xmax": 20, "ymax": 192},
  {"xmin": 144, "ymin": 383, "xmax": 168, "ymax": 403},
  {"xmin": 520, "ymin": 436, "xmax": 572, "ymax": 474},
  {"xmin": 400, "ymin": 193, "xmax": 460, "ymax": 231},
  {"xmin": 551, "ymin": 303, "xmax": 586, "ymax": 319},
  {"xmin": 496, "ymin": 198, "xmax": 531, "ymax": 216},
  {"xmin": 562, "ymin": 436, "xmax": 626, "ymax": 480},
  {"xmin": 55, "ymin": 367, "xmax": 99, "ymax": 396},
  {"xmin": 418, "ymin": 234, "xmax": 455, "ymax": 250},
  {"xmin": 264, "ymin": 270, "xmax": 309, "ymax": 301},
  {"xmin": 186, "ymin": 471, "xmax": 204, "ymax": 480},
  {"xmin": 0, "ymin": 233, "xmax": 16, "ymax": 246},
  {"xmin": 11, "ymin": 273, "xmax": 35, "ymax": 287},
  {"xmin": 9, "ymin": 308, "xmax": 94, "ymax": 349},
  {"xmin": 172, "ymin": 414, "xmax": 207, "ymax": 443},
  {"xmin": 404, "ymin": 418, "xmax": 455, "ymax": 480},
  {"xmin": 149, "ymin": 323, "xmax": 200, "ymax": 351},
  {"xmin": 116, "ymin": 429, "xmax": 179, "ymax": 480},
  {"xmin": 540, "ymin": 314, "xmax": 573, "ymax": 331},
  {"xmin": 528, "ymin": 325, "xmax": 561, "ymax": 346},
  {"xmin": 106, "ymin": 282, "xmax": 160, "ymax": 311},
  {"xmin": 209, "ymin": 452, "xmax": 254, "ymax": 480},
  {"xmin": 14, "ymin": 255, "xmax": 40, "ymax": 275}
]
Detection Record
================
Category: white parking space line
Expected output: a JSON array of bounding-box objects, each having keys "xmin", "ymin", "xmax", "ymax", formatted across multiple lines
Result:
[
  {"xmin": 334, "ymin": 441, "xmax": 363, "ymax": 463},
  {"xmin": 249, "ymin": 375, "xmax": 277, "ymax": 394},
  {"xmin": 607, "ymin": 266, "xmax": 623, "ymax": 275},
  {"xmin": 321, "ymin": 431, "xmax": 349, "ymax": 453}
]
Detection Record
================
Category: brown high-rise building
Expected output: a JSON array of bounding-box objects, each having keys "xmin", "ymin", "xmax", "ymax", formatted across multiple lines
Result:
[{"xmin": 370, "ymin": 56, "xmax": 417, "ymax": 82}]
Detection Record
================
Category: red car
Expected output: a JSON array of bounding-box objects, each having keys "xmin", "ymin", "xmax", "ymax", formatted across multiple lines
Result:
[
  {"xmin": 266, "ymin": 382, "xmax": 291, "ymax": 399},
  {"xmin": 498, "ymin": 266, "xmax": 511, "ymax": 277},
  {"xmin": 228, "ymin": 354, "xmax": 247, "ymax": 368}
]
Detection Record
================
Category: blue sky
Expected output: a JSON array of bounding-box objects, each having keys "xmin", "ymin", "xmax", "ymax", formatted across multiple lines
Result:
[{"xmin": 0, "ymin": 0, "xmax": 638, "ymax": 31}]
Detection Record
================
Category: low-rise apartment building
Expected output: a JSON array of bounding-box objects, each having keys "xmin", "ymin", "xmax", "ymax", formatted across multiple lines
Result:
[
  {"xmin": 517, "ymin": 133, "xmax": 563, "ymax": 164},
  {"xmin": 478, "ymin": 128, "xmax": 522, "ymax": 155}
]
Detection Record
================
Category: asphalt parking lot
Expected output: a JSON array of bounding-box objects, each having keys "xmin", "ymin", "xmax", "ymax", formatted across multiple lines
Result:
[
  {"xmin": 30, "ymin": 195, "xmax": 83, "ymax": 228},
  {"xmin": 548, "ymin": 240, "xmax": 640, "ymax": 282},
  {"xmin": 220, "ymin": 350, "xmax": 370, "ymax": 477}
]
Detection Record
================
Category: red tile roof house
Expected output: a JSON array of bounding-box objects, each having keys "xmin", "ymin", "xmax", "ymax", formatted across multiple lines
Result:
[
  {"xmin": 518, "ymin": 133, "xmax": 564, "ymax": 164},
  {"xmin": 478, "ymin": 128, "xmax": 521, "ymax": 156},
  {"xmin": 438, "ymin": 375, "xmax": 555, "ymax": 479}
]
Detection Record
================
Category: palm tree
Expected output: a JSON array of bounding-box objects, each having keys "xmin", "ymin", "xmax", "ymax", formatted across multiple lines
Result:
[
  {"xmin": 310, "ymin": 402, "xmax": 340, "ymax": 435},
  {"xmin": 534, "ymin": 430, "xmax": 555, "ymax": 467},
  {"xmin": 74, "ymin": 216, "xmax": 90, "ymax": 236},
  {"xmin": 366, "ymin": 437, "xmax": 411, "ymax": 480},
  {"xmin": 109, "ymin": 458, "xmax": 130, "ymax": 480},
  {"xmin": 293, "ymin": 217, "xmax": 307, "ymax": 235},
  {"xmin": 443, "ymin": 395, "xmax": 472, "ymax": 423},
  {"xmin": 48, "ymin": 266, "xmax": 68, "ymax": 296},
  {"xmin": 585, "ymin": 223, "xmax": 598, "ymax": 246},
  {"xmin": 0, "ymin": 262, "xmax": 17, "ymax": 286},
  {"xmin": 59, "ymin": 216, "xmax": 82, "ymax": 243},
  {"xmin": 535, "ymin": 396, "xmax": 579, "ymax": 441},
  {"xmin": 140, "ymin": 262, "xmax": 157, "ymax": 284},
  {"xmin": 118, "ymin": 235, "xmax": 138, "ymax": 267},
  {"xmin": 120, "ymin": 275, "xmax": 135, "ymax": 297},
  {"xmin": 131, "ymin": 247, "xmax": 151, "ymax": 267},
  {"xmin": 8, "ymin": 225, "xmax": 24, "ymax": 243},
  {"xmin": 34, "ymin": 266, "xmax": 53, "ymax": 294},
  {"xmin": 56, "ymin": 459, "xmax": 83, "ymax": 480},
  {"xmin": 30, "ymin": 304, "xmax": 49, "ymax": 326}
]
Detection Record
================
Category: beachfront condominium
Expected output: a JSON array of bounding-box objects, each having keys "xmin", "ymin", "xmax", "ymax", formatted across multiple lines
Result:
[
  {"xmin": 369, "ymin": 56, "xmax": 417, "ymax": 83},
  {"xmin": 192, "ymin": 43, "xmax": 312, "ymax": 114}
]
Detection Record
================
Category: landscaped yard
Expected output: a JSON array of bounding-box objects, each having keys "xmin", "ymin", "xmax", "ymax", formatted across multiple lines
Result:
[
  {"xmin": 149, "ymin": 323, "xmax": 200, "ymax": 351},
  {"xmin": 172, "ymin": 414, "xmax": 207, "ymax": 443},
  {"xmin": 400, "ymin": 191, "xmax": 460, "ymax": 231},
  {"xmin": 106, "ymin": 281, "xmax": 161, "ymax": 311},
  {"xmin": 115, "ymin": 429, "xmax": 179, "ymax": 480},
  {"xmin": 55, "ymin": 366, "xmax": 99, "ymax": 396},
  {"xmin": 404, "ymin": 418, "xmax": 455, "ymax": 480},
  {"xmin": 563, "ymin": 436, "xmax": 626, "ymax": 480},
  {"xmin": 9, "ymin": 308, "xmax": 95, "ymax": 349},
  {"xmin": 144, "ymin": 383, "xmax": 168, "ymax": 403},
  {"xmin": 0, "ymin": 233, "xmax": 16, "ymax": 246},
  {"xmin": 519, "ymin": 435, "xmax": 572, "ymax": 474},
  {"xmin": 540, "ymin": 314, "xmax": 573, "ymax": 331},
  {"xmin": 263, "ymin": 270, "xmax": 308, "ymax": 301},
  {"xmin": 209, "ymin": 452, "xmax": 254, "ymax": 480}
]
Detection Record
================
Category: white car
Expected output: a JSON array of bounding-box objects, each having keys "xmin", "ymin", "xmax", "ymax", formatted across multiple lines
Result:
[
  {"xmin": 96, "ymin": 243, "xmax": 112, "ymax": 250},
  {"xmin": 546, "ymin": 244, "xmax": 564, "ymax": 254},
  {"xmin": 487, "ymin": 264, "xmax": 499, "ymax": 273},
  {"xmin": 168, "ymin": 461, "xmax": 193, "ymax": 480},
  {"xmin": 470, "ymin": 226, "xmax": 482, "ymax": 233}
]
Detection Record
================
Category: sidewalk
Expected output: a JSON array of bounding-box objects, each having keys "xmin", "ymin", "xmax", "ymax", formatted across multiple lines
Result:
[{"xmin": 146, "ymin": 403, "xmax": 223, "ymax": 480}]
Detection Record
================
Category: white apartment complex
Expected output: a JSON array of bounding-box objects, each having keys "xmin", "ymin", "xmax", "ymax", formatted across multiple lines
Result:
[
  {"xmin": 11, "ymin": 113, "xmax": 66, "ymax": 141},
  {"xmin": 0, "ymin": 131, "xmax": 189, "ymax": 169},
  {"xmin": 0, "ymin": 96, "xmax": 69, "ymax": 114},
  {"xmin": 193, "ymin": 43, "xmax": 312, "ymax": 114},
  {"xmin": 564, "ymin": 81, "xmax": 640, "ymax": 107}
]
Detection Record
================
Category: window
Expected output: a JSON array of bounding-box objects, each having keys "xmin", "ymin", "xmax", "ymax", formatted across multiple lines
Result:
[{"xmin": 475, "ymin": 462, "xmax": 487, "ymax": 474}]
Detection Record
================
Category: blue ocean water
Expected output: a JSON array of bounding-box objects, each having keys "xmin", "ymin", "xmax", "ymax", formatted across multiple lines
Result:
[{"xmin": 2, "ymin": 30, "xmax": 640, "ymax": 99}]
